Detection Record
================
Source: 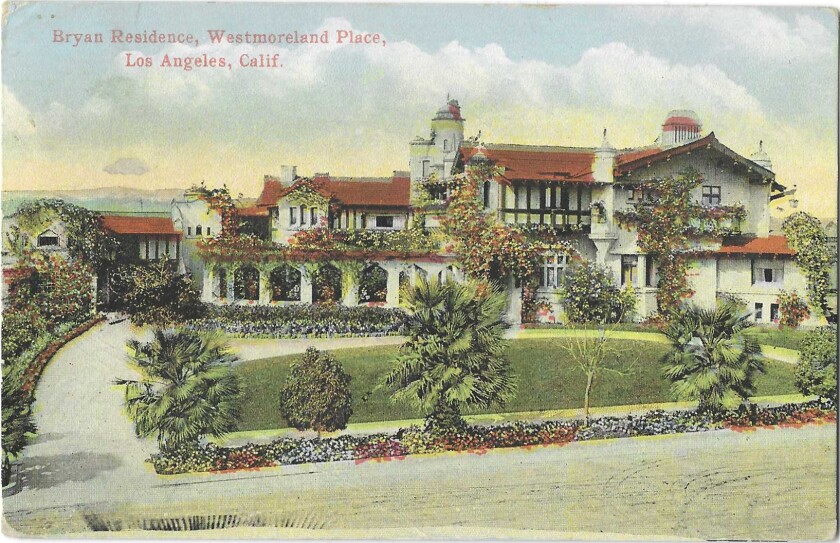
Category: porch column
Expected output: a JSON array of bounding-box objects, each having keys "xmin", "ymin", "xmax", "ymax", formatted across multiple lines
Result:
[
  {"xmin": 385, "ymin": 263, "xmax": 401, "ymax": 307},
  {"xmin": 226, "ymin": 267, "xmax": 235, "ymax": 302},
  {"xmin": 505, "ymin": 276, "xmax": 522, "ymax": 325},
  {"xmin": 201, "ymin": 267, "xmax": 214, "ymax": 303},
  {"xmin": 342, "ymin": 271, "xmax": 359, "ymax": 307},
  {"xmin": 300, "ymin": 265, "xmax": 313, "ymax": 304},
  {"xmin": 258, "ymin": 269, "xmax": 271, "ymax": 305}
]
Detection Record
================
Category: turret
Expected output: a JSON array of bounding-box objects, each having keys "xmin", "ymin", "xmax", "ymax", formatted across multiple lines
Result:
[
  {"xmin": 661, "ymin": 110, "xmax": 702, "ymax": 147},
  {"xmin": 750, "ymin": 141, "xmax": 773, "ymax": 171}
]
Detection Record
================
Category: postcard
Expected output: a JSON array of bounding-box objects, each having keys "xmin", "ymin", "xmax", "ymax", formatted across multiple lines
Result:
[{"xmin": 2, "ymin": 2, "xmax": 837, "ymax": 539}]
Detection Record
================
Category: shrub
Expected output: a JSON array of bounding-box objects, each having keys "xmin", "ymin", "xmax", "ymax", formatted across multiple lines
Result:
[
  {"xmin": 777, "ymin": 290, "xmax": 810, "ymax": 329},
  {"xmin": 279, "ymin": 347, "xmax": 353, "ymax": 434},
  {"xmin": 560, "ymin": 261, "xmax": 636, "ymax": 324},
  {"xmin": 121, "ymin": 261, "xmax": 205, "ymax": 326},
  {"xmin": 188, "ymin": 304, "xmax": 408, "ymax": 338},
  {"xmin": 1, "ymin": 304, "xmax": 48, "ymax": 360},
  {"xmin": 795, "ymin": 326, "xmax": 838, "ymax": 400}
]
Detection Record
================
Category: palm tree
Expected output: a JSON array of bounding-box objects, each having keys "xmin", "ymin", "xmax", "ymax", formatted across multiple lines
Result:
[
  {"xmin": 386, "ymin": 278, "xmax": 516, "ymax": 430},
  {"xmin": 662, "ymin": 301, "xmax": 764, "ymax": 413},
  {"xmin": 116, "ymin": 329, "xmax": 243, "ymax": 453}
]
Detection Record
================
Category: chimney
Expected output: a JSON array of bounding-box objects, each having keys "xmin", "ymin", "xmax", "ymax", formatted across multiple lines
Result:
[
  {"xmin": 280, "ymin": 165, "xmax": 297, "ymax": 184},
  {"xmin": 593, "ymin": 128, "xmax": 616, "ymax": 184}
]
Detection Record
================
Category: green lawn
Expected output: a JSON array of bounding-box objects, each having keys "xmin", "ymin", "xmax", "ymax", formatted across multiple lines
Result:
[
  {"xmin": 744, "ymin": 326, "xmax": 808, "ymax": 351},
  {"xmin": 234, "ymin": 339, "xmax": 799, "ymax": 431}
]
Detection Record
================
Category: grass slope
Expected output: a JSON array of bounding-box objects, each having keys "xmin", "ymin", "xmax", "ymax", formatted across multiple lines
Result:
[{"xmin": 234, "ymin": 338, "xmax": 798, "ymax": 432}]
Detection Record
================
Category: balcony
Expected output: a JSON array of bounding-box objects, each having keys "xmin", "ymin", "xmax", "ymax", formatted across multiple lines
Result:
[{"xmin": 501, "ymin": 208, "xmax": 592, "ymax": 234}]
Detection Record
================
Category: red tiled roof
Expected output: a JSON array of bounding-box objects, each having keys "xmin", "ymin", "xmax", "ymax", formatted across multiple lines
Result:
[
  {"xmin": 312, "ymin": 176, "xmax": 411, "ymax": 207},
  {"xmin": 460, "ymin": 144, "xmax": 595, "ymax": 183},
  {"xmin": 102, "ymin": 215, "xmax": 179, "ymax": 235},
  {"xmin": 256, "ymin": 178, "xmax": 286, "ymax": 207},
  {"xmin": 615, "ymin": 147, "xmax": 662, "ymax": 167},
  {"xmin": 717, "ymin": 236, "xmax": 793, "ymax": 256},
  {"xmin": 238, "ymin": 206, "xmax": 269, "ymax": 217}
]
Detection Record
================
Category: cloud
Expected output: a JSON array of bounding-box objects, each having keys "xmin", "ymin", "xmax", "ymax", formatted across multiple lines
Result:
[
  {"xmin": 3, "ymin": 86, "xmax": 36, "ymax": 139},
  {"xmin": 104, "ymin": 157, "xmax": 149, "ymax": 175}
]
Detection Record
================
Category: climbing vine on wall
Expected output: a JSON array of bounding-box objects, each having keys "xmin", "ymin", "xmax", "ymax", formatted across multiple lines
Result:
[
  {"xmin": 613, "ymin": 168, "xmax": 747, "ymax": 315},
  {"xmin": 436, "ymin": 162, "xmax": 574, "ymax": 284},
  {"xmin": 782, "ymin": 211, "xmax": 835, "ymax": 318},
  {"xmin": 188, "ymin": 183, "xmax": 241, "ymax": 238}
]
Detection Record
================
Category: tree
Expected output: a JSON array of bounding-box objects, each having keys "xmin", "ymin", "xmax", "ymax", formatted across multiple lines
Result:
[
  {"xmin": 795, "ymin": 326, "xmax": 837, "ymax": 401},
  {"xmin": 386, "ymin": 278, "xmax": 516, "ymax": 431},
  {"xmin": 662, "ymin": 301, "xmax": 764, "ymax": 413},
  {"xmin": 782, "ymin": 212, "xmax": 835, "ymax": 318},
  {"xmin": 116, "ymin": 330, "xmax": 242, "ymax": 453},
  {"xmin": 278, "ymin": 347, "xmax": 353, "ymax": 435},
  {"xmin": 560, "ymin": 261, "xmax": 636, "ymax": 324},
  {"xmin": 121, "ymin": 260, "xmax": 205, "ymax": 326},
  {"xmin": 557, "ymin": 329, "xmax": 636, "ymax": 424},
  {"xmin": 1, "ymin": 372, "xmax": 36, "ymax": 486}
]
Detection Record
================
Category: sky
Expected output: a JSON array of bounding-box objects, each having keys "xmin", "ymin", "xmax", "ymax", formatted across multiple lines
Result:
[{"xmin": 2, "ymin": 3, "xmax": 838, "ymax": 218}]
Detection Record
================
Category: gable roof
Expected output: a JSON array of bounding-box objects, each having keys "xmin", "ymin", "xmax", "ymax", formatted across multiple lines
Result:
[
  {"xmin": 716, "ymin": 235, "xmax": 793, "ymax": 256},
  {"xmin": 614, "ymin": 133, "xmax": 778, "ymax": 188},
  {"xmin": 459, "ymin": 143, "xmax": 596, "ymax": 184},
  {"xmin": 102, "ymin": 215, "xmax": 179, "ymax": 235},
  {"xmin": 256, "ymin": 178, "xmax": 287, "ymax": 207}
]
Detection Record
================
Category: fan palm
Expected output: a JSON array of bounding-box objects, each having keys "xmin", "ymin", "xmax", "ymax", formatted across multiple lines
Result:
[
  {"xmin": 385, "ymin": 278, "xmax": 516, "ymax": 430},
  {"xmin": 662, "ymin": 301, "xmax": 764, "ymax": 413},
  {"xmin": 116, "ymin": 329, "xmax": 242, "ymax": 453}
]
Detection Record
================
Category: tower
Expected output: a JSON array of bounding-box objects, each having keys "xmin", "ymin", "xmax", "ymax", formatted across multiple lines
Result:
[
  {"xmin": 660, "ymin": 110, "xmax": 702, "ymax": 147},
  {"xmin": 409, "ymin": 98, "xmax": 466, "ymax": 184}
]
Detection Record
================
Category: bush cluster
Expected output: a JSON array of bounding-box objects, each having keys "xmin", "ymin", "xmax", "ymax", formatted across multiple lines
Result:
[
  {"xmin": 795, "ymin": 326, "xmax": 838, "ymax": 400},
  {"xmin": 560, "ymin": 261, "xmax": 636, "ymax": 324},
  {"xmin": 186, "ymin": 304, "xmax": 408, "ymax": 338}
]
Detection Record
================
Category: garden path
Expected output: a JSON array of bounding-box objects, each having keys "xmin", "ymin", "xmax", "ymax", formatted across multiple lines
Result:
[{"xmin": 2, "ymin": 320, "xmax": 159, "ymax": 510}]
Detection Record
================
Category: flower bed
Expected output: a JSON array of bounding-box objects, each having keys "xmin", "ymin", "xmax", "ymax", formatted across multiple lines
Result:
[
  {"xmin": 185, "ymin": 304, "xmax": 408, "ymax": 338},
  {"xmin": 150, "ymin": 400, "xmax": 836, "ymax": 475}
]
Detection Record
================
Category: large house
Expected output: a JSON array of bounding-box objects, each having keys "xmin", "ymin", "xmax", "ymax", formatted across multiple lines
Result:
[
  {"xmin": 2, "ymin": 99, "xmax": 822, "ymax": 326},
  {"xmin": 175, "ymin": 99, "xmax": 821, "ymax": 326}
]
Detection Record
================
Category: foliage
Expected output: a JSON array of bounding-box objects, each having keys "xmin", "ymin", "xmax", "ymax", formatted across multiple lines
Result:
[
  {"xmin": 359, "ymin": 264, "xmax": 388, "ymax": 303},
  {"xmin": 386, "ymin": 278, "xmax": 516, "ymax": 430},
  {"xmin": 795, "ymin": 326, "xmax": 838, "ymax": 400},
  {"xmin": 1, "ymin": 371, "xmax": 36, "ymax": 485},
  {"xmin": 10, "ymin": 198, "xmax": 121, "ymax": 272},
  {"xmin": 187, "ymin": 304, "xmax": 408, "ymax": 338},
  {"xmin": 120, "ymin": 260, "xmax": 205, "ymax": 326},
  {"xmin": 147, "ymin": 399, "xmax": 835, "ymax": 474},
  {"xmin": 782, "ymin": 212, "xmax": 835, "ymax": 317},
  {"xmin": 614, "ymin": 169, "xmax": 747, "ymax": 315},
  {"xmin": 662, "ymin": 302, "xmax": 764, "ymax": 413},
  {"xmin": 776, "ymin": 290, "xmax": 810, "ymax": 329},
  {"xmin": 557, "ymin": 330, "xmax": 636, "ymax": 423},
  {"xmin": 4, "ymin": 255, "xmax": 95, "ymax": 334},
  {"xmin": 560, "ymin": 261, "xmax": 636, "ymax": 324},
  {"xmin": 1, "ymin": 302, "xmax": 48, "ymax": 360},
  {"xmin": 439, "ymin": 163, "xmax": 545, "ymax": 282},
  {"xmin": 116, "ymin": 330, "xmax": 243, "ymax": 453},
  {"xmin": 279, "ymin": 347, "xmax": 353, "ymax": 434}
]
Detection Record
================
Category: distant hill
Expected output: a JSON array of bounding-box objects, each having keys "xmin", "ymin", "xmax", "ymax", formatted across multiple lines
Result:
[{"xmin": 2, "ymin": 187, "xmax": 188, "ymax": 216}]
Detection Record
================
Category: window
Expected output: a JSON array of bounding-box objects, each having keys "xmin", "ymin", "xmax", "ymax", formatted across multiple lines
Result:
[
  {"xmin": 422, "ymin": 160, "xmax": 431, "ymax": 178},
  {"xmin": 310, "ymin": 207, "xmax": 317, "ymax": 226},
  {"xmin": 627, "ymin": 188, "xmax": 636, "ymax": 200},
  {"xmin": 752, "ymin": 259, "xmax": 784, "ymax": 285},
  {"xmin": 702, "ymin": 186, "xmax": 721, "ymax": 206},
  {"xmin": 37, "ymin": 231, "xmax": 59, "ymax": 247},
  {"xmin": 196, "ymin": 225, "xmax": 202, "ymax": 236},
  {"xmin": 755, "ymin": 302, "xmax": 764, "ymax": 321},
  {"xmin": 375, "ymin": 216, "xmax": 394, "ymax": 228},
  {"xmin": 290, "ymin": 207, "xmax": 298, "ymax": 225},
  {"xmin": 187, "ymin": 226, "xmax": 192, "ymax": 236},
  {"xmin": 299, "ymin": 205, "xmax": 306, "ymax": 225},
  {"xmin": 541, "ymin": 253, "xmax": 567, "ymax": 288},
  {"xmin": 622, "ymin": 255, "xmax": 638, "ymax": 286},
  {"xmin": 483, "ymin": 181, "xmax": 491, "ymax": 209},
  {"xmin": 206, "ymin": 228, "xmax": 211, "ymax": 236},
  {"xmin": 770, "ymin": 303, "xmax": 780, "ymax": 323},
  {"xmin": 645, "ymin": 254, "xmax": 657, "ymax": 287},
  {"xmin": 443, "ymin": 139, "xmax": 450, "ymax": 152}
]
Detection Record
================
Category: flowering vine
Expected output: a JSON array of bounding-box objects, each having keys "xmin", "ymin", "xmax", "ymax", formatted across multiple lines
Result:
[
  {"xmin": 614, "ymin": 168, "xmax": 747, "ymax": 315},
  {"xmin": 188, "ymin": 183, "xmax": 240, "ymax": 238},
  {"xmin": 782, "ymin": 211, "xmax": 835, "ymax": 317}
]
